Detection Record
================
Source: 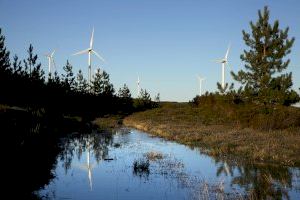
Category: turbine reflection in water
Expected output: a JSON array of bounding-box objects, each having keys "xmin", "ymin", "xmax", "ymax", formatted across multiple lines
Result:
[{"xmin": 77, "ymin": 140, "xmax": 95, "ymax": 191}]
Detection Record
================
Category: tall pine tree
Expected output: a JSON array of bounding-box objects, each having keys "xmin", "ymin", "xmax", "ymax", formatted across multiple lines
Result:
[
  {"xmin": 62, "ymin": 60, "xmax": 75, "ymax": 92},
  {"xmin": 75, "ymin": 69, "xmax": 88, "ymax": 94},
  {"xmin": 118, "ymin": 84, "xmax": 133, "ymax": 112},
  {"xmin": 24, "ymin": 44, "xmax": 45, "ymax": 83},
  {"xmin": 0, "ymin": 28, "xmax": 11, "ymax": 102},
  {"xmin": 0, "ymin": 28, "xmax": 11, "ymax": 76},
  {"xmin": 231, "ymin": 6, "xmax": 299, "ymax": 105},
  {"xmin": 91, "ymin": 68, "xmax": 114, "ymax": 96},
  {"xmin": 118, "ymin": 84, "xmax": 131, "ymax": 99}
]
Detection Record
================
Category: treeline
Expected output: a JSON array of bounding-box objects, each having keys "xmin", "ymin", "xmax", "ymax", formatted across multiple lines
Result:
[{"xmin": 0, "ymin": 28, "xmax": 158, "ymax": 120}]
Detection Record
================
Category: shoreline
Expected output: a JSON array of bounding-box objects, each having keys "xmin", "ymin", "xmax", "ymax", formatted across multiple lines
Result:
[{"xmin": 123, "ymin": 105, "xmax": 300, "ymax": 167}]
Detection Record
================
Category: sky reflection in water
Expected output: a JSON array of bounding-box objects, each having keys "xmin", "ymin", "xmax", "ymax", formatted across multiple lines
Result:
[{"xmin": 37, "ymin": 129, "xmax": 300, "ymax": 200}]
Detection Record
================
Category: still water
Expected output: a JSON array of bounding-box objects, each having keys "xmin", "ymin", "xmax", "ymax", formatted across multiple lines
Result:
[{"xmin": 37, "ymin": 128, "xmax": 300, "ymax": 199}]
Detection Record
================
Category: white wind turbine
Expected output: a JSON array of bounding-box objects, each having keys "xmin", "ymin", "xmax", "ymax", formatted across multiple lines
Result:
[
  {"xmin": 215, "ymin": 44, "xmax": 230, "ymax": 89},
  {"xmin": 45, "ymin": 50, "xmax": 56, "ymax": 74},
  {"xmin": 73, "ymin": 27, "xmax": 106, "ymax": 86},
  {"xmin": 137, "ymin": 75, "xmax": 141, "ymax": 97},
  {"xmin": 196, "ymin": 75, "xmax": 205, "ymax": 96}
]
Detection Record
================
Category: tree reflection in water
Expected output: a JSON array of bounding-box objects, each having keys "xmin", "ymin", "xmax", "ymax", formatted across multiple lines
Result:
[
  {"xmin": 58, "ymin": 131, "xmax": 114, "ymax": 190},
  {"xmin": 214, "ymin": 157, "xmax": 296, "ymax": 199}
]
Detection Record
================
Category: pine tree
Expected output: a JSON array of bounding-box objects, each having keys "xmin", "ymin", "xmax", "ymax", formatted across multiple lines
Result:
[
  {"xmin": 62, "ymin": 60, "xmax": 75, "ymax": 91},
  {"xmin": 134, "ymin": 89, "xmax": 153, "ymax": 110},
  {"xmin": 47, "ymin": 71, "xmax": 62, "ymax": 88},
  {"xmin": 12, "ymin": 55, "xmax": 22, "ymax": 76},
  {"xmin": 24, "ymin": 44, "xmax": 44, "ymax": 82},
  {"xmin": 75, "ymin": 70, "xmax": 88, "ymax": 94},
  {"xmin": 0, "ymin": 28, "xmax": 11, "ymax": 75},
  {"xmin": 231, "ymin": 6, "xmax": 299, "ymax": 105},
  {"xmin": 217, "ymin": 82, "xmax": 228, "ymax": 94},
  {"xmin": 118, "ymin": 84, "xmax": 133, "ymax": 112},
  {"xmin": 91, "ymin": 68, "xmax": 114, "ymax": 96},
  {"xmin": 0, "ymin": 28, "xmax": 11, "ymax": 104},
  {"xmin": 118, "ymin": 84, "xmax": 131, "ymax": 99}
]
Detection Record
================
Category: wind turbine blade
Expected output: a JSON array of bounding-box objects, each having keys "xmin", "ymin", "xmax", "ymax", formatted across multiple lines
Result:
[
  {"xmin": 225, "ymin": 44, "xmax": 231, "ymax": 60},
  {"xmin": 51, "ymin": 50, "xmax": 55, "ymax": 57},
  {"xmin": 92, "ymin": 50, "xmax": 106, "ymax": 63},
  {"xmin": 73, "ymin": 48, "xmax": 89, "ymax": 56},
  {"xmin": 213, "ymin": 59, "xmax": 223, "ymax": 63},
  {"xmin": 90, "ymin": 27, "xmax": 94, "ymax": 49}
]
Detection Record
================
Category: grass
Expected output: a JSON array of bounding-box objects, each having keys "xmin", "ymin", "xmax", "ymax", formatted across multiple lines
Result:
[
  {"xmin": 92, "ymin": 115, "xmax": 124, "ymax": 130},
  {"xmin": 124, "ymin": 102, "xmax": 300, "ymax": 166},
  {"xmin": 145, "ymin": 151, "xmax": 164, "ymax": 161}
]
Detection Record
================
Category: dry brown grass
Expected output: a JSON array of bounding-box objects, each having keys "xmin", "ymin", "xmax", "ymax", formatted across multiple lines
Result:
[
  {"xmin": 124, "ymin": 103, "xmax": 300, "ymax": 166},
  {"xmin": 145, "ymin": 151, "xmax": 164, "ymax": 161},
  {"xmin": 93, "ymin": 115, "xmax": 123, "ymax": 130}
]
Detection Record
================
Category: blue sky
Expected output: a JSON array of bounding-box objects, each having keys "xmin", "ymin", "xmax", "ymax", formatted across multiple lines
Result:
[{"xmin": 1, "ymin": 0, "xmax": 299, "ymax": 102}]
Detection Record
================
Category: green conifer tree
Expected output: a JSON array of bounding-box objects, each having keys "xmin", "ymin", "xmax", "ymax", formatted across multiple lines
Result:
[
  {"xmin": 0, "ymin": 28, "xmax": 11, "ymax": 75},
  {"xmin": 231, "ymin": 6, "xmax": 299, "ymax": 105},
  {"xmin": 118, "ymin": 84, "xmax": 133, "ymax": 112},
  {"xmin": 75, "ymin": 69, "xmax": 88, "ymax": 94},
  {"xmin": 0, "ymin": 28, "xmax": 11, "ymax": 103},
  {"xmin": 118, "ymin": 84, "xmax": 131, "ymax": 99},
  {"xmin": 62, "ymin": 60, "xmax": 75, "ymax": 91},
  {"xmin": 24, "ymin": 44, "xmax": 44, "ymax": 82},
  {"xmin": 91, "ymin": 68, "xmax": 114, "ymax": 96}
]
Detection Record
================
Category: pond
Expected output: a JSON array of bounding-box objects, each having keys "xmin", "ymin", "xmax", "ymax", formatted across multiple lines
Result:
[{"xmin": 36, "ymin": 128, "xmax": 300, "ymax": 199}]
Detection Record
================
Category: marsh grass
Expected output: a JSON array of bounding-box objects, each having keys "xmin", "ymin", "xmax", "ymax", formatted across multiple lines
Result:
[
  {"xmin": 145, "ymin": 151, "xmax": 164, "ymax": 161},
  {"xmin": 93, "ymin": 115, "xmax": 124, "ymax": 130},
  {"xmin": 124, "ymin": 102, "xmax": 300, "ymax": 166},
  {"xmin": 151, "ymin": 154, "xmax": 245, "ymax": 200}
]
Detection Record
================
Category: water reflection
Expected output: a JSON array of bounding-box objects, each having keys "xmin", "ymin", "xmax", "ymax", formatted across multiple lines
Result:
[
  {"xmin": 58, "ymin": 131, "xmax": 113, "ymax": 191},
  {"xmin": 2, "ymin": 108, "xmax": 70, "ymax": 199},
  {"xmin": 213, "ymin": 156, "xmax": 299, "ymax": 199},
  {"xmin": 77, "ymin": 142, "xmax": 94, "ymax": 191},
  {"xmin": 37, "ymin": 129, "xmax": 300, "ymax": 200}
]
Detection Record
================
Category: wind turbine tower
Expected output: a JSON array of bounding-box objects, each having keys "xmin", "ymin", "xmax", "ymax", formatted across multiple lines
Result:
[
  {"xmin": 215, "ymin": 44, "xmax": 230, "ymax": 89},
  {"xmin": 197, "ymin": 75, "xmax": 205, "ymax": 96},
  {"xmin": 45, "ymin": 50, "xmax": 56, "ymax": 74},
  {"xmin": 73, "ymin": 27, "xmax": 106, "ymax": 87}
]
